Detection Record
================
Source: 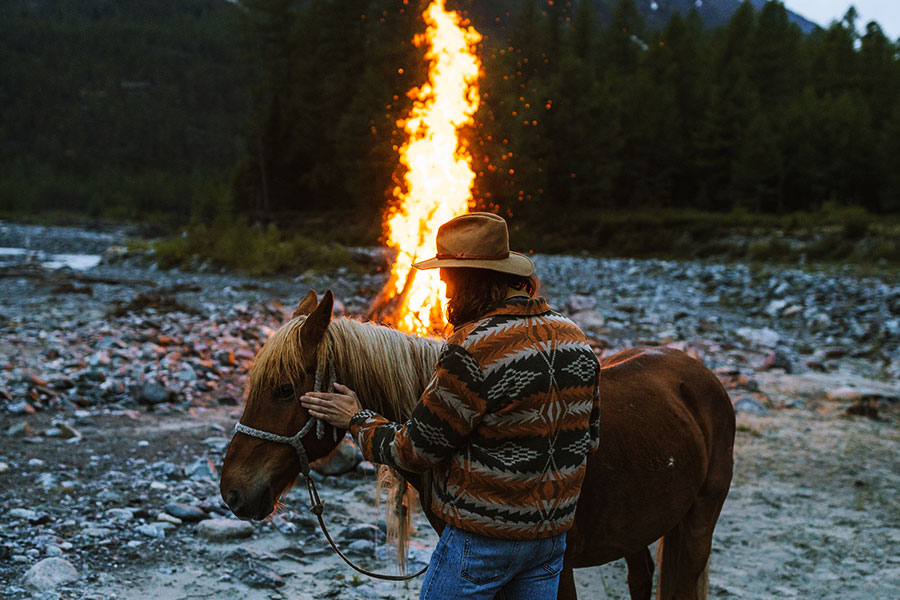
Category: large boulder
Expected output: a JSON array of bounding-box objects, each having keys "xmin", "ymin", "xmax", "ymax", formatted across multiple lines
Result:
[{"xmin": 22, "ymin": 557, "xmax": 78, "ymax": 590}]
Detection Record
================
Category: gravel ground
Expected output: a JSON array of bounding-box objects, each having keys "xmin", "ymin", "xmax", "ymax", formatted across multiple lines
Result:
[{"xmin": 1, "ymin": 221, "xmax": 898, "ymax": 599}]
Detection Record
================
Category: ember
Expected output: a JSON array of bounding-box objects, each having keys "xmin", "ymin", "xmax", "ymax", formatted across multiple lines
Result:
[{"xmin": 368, "ymin": 0, "xmax": 482, "ymax": 336}]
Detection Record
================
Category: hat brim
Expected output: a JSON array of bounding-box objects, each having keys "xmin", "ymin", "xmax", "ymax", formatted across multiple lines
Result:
[{"xmin": 412, "ymin": 251, "xmax": 534, "ymax": 277}]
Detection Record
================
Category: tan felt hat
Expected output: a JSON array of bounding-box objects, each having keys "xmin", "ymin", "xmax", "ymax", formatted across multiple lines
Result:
[{"xmin": 412, "ymin": 212, "xmax": 535, "ymax": 277}]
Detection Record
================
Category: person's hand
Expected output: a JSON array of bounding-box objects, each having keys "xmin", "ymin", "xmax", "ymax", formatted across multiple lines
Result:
[{"xmin": 300, "ymin": 383, "xmax": 362, "ymax": 430}]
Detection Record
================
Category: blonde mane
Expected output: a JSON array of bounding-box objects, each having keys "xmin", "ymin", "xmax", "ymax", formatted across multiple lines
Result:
[
  {"xmin": 247, "ymin": 314, "xmax": 442, "ymax": 571},
  {"xmin": 323, "ymin": 318, "xmax": 441, "ymax": 422}
]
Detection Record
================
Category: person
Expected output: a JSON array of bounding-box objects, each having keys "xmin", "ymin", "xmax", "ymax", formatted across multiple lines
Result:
[{"xmin": 301, "ymin": 212, "xmax": 600, "ymax": 600}]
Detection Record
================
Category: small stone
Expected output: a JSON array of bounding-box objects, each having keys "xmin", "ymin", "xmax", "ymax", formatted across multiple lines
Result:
[
  {"xmin": 569, "ymin": 310, "xmax": 605, "ymax": 333},
  {"xmin": 21, "ymin": 557, "xmax": 78, "ymax": 590},
  {"xmin": 827, "ymin": 387, "xmax": 864, "ymax": 402},
  {"xmin": 7, "ymin": 401, "xmax": 34, "ymax": 415},
  {"xmin": 44, "ymin": 546, "xmax": 63, "ymax": 558},
  {"xmin": 137, "ymin": 381, "xmax": 169, "ymax": 405},
  {"xmin": 782, "ymin": 304, "xmax": 803, "ymax": 318},
  {"xmin": 136, "ymin": 524, "xmax": 165, "ymax": 538},
  {"xmin": 567, "ymin": 294, "xmax": 597, "ymax": 313},
  {"xmin": 82, "ymin": 527, "xmax": 112, "ymax": 538},
  {"xmin": 105, "ymin": 508, "xmax": 134, "ymax": 522},
  {"xmin": 96, "ymin": 489, "xmax": 125, "ymax": 504},
  {"xmin": 809, "ymin": 312, "xmax": 831, "ymax": 331},
  {"xmin": 0, "ymin": 461, "xmax": 8, "ymax": 473},
  {"xmin": 201, "ymin": 437, "xmax": 230, "ymax": 452},
  {"xmin": 339, "ymin": 523, "xmax": 386, "ymax": 544},
  {"xmin": 732, "ymin": 396, "xmax": 769, "ymax": 416},
  {"xmin": 9, "ymin": 508, "xmax": 38, "ymax": 520},
  {"xmin": 234, "ymin": 561, "xmax": 285, "ymax": 589},
  {"xmin": 761, "ymin": 350, "xmax": 793, "ymax": 373},
  {"xmin": 821, "ymin": 346, "xmax": 849, "ymax": 359},
  {"xmin": 36, "ymin": 473, "xmax": 57, "ymax": 489},
  {"xmin": 149, "ymin": 481, "xmax": 167, "ymax": 491},
  {"xmin": 185, "ymin": 457, "xmax": 216, "ymax": 480},
  {"xmin": 764, "ymin": 299, "xmax": 788, "ymax": 317},
  {"xmin": 197, "ymin": 519, "xmax": 254, "ymax": 541},
  {"xmin": 736, "ymin": 327, "xmax": 781, "ymax": 349},
  {"xmin": 174, "ymin": 366, "xmax": 196, "ymax": 383},
  {"xmin": 156, "ymin": 512, "xmax": 182, "ymax": 525},
  {"xmin": 163, "ymin": 504, "xmax": 209, "ymax": 523},
  {"xmin": 346, "ymin": 539, "xmax": 375, "ymax": 555},
  {"xmin": 805, "ymin": 359, "xmax": 828, "ymax": 372},
  {"xmin": 7, "ymin": 421, "xmax": 36, "ymax": 437}
]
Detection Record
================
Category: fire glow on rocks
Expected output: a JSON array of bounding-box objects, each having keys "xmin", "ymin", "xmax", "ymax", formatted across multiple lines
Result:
[{"xmin": 369, "ymin": 0, "xmax": 482, "ymax": 336}]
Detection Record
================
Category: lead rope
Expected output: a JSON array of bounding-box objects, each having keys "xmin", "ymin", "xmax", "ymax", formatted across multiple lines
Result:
[{"xmin": 232, "ymin": 355, "xmax": 427, "ymax": 581}]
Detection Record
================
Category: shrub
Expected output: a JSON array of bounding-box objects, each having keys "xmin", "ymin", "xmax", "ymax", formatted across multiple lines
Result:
[{"xmin": 151, "ymin": 216, "xmax": 351, "ymax": 275}]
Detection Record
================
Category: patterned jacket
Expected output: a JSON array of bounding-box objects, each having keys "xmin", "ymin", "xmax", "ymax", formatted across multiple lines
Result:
[{"xmin": 349, "ymin": 296, "xmax": 601, "ymax": 540}]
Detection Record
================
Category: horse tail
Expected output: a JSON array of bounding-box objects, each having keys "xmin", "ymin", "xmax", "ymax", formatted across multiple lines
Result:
[
  {"xmin": 697, "ymin": 558, "xmax": 710, "ymax": 599},
  {"xmin": 655, "ymin": 533, "xmax": 711, "ymax": 600},
  {"xmin": 655, "ymin": 534, "xmax": 672, "ymax": 600},
  {"xmin": 376, "ymin": 465, "xmax": 414, "ymax": 572}
]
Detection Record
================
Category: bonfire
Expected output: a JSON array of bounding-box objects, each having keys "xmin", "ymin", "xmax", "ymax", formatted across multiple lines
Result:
[{"xmin": 367, "ymin": 0, "xmax": 482, "ymax": 336}]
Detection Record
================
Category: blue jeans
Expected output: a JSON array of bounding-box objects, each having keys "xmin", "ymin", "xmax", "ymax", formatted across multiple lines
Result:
[{"xmin": 419, "ymin": 524, "xmax": 566, "ymax": 600}]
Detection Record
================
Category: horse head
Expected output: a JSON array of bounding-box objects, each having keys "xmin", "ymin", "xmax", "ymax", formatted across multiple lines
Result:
[{"xmin": 220, "ymin": 289, "xmax": 345, "ymax": 520}]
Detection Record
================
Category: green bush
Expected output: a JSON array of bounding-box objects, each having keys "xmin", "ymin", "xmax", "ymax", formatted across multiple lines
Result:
[
  {"xmin": 746, "ymin": 238, "xmax": 794, "ymax": 262},
  {"xmin": 152, "ymin": 216, "xmax": 351, "ymax": 275}
]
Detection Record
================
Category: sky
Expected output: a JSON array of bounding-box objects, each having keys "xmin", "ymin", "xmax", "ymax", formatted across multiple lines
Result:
[{"xmin": 785, "ymin": 1, "xmax": 900, "ymax": 40}]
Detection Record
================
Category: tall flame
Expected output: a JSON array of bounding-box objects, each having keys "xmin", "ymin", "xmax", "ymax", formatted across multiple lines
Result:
[{"xmin": 377, "ymin": 0, "xmax": 482, "ymax": 336}]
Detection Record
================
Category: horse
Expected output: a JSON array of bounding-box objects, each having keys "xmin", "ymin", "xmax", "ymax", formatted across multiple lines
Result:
[{"xmin": 220, "ymin": 290, "xmax": 735, "ymax": 600}]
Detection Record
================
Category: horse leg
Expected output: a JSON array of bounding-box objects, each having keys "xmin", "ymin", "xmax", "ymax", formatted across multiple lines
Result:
[
  {"xmin": 556, "ymin": 567, "xmax": 577, "ymax": 600},
  {"xmin": 624, "ymin": 547, "xmax": 654, "ymax": 600},
  {"xmin": 655, "ymin": 492, "xmax": 726, "ymax": 600}
]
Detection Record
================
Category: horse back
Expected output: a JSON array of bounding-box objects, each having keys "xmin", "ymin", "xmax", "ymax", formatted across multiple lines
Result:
[{"xmin": 565, "ymin": 346, "xmax": 735, "ymax": 567}]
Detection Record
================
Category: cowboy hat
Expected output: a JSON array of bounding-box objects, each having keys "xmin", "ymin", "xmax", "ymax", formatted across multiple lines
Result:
[{"xmin": 412, "ymin": 212, "xmax": 535, "ymax": 277}]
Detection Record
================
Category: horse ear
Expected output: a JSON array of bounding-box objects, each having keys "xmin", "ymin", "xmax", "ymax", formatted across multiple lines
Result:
[
  {"xmin": 299, "ymin": 289, "xmax": 333, "ymax": 353},
  {"xmin": 293, "ymin": 290, "xmax": 318, "ymax": 318}
]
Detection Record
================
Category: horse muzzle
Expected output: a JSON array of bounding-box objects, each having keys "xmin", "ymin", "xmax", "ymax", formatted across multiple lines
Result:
[{"xmin": 221, "ymin": 479, "xmax": 274, "ymax": 521}]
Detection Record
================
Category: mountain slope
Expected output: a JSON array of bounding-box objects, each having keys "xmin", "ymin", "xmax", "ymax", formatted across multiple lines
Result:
[{"xmin": 458, "ymin": 0, "xmax": 819, "ymax": 36}]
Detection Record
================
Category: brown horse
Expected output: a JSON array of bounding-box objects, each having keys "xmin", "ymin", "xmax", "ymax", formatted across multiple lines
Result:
[{"xmin": 220, "ymin": 290, "xmax": 735, "ymax": 600}]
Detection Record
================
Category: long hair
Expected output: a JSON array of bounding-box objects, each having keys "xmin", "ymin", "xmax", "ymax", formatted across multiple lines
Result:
[{"xmin": 442, "ymin": 267, "xmax": 539, "ymax": 328}]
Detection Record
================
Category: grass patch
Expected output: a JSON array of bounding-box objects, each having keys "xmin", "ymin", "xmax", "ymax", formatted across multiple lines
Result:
[
  {"xmin": 153, "ymin": 216, "xmax": 351, "ymax": 275},
  {"xmin": 512, "ymin": 206, "xmax": 900, "ymax": 269},
  {"xmin": 736, "ymin": 423, "xmax": 762, "ymax": 437}
]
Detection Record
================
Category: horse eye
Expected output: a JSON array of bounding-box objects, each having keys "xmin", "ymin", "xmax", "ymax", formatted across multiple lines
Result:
[{"xmin": 274, "ymin": 385, "xmax": 294, "ymax": 401}]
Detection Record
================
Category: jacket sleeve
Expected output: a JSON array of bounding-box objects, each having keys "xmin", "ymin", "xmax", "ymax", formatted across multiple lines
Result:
[
  {"xmin": 588, "ymin": 367, "xmax": 601, "ymax": 454},
  {"xmin": 348, "ymin": 343, "xmax": 486, "ymax": 474}
]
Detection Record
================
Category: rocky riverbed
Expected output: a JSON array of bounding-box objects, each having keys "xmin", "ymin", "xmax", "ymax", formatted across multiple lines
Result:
[{"xmin": 1, "ymin": 221, "xmax": 898, "ymax": 599}]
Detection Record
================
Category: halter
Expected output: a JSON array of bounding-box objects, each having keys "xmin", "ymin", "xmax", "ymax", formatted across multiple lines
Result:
[
  {"xmin": 232, "ymin": 360, "xmax": 339, "ymax": 476},
  {"xmin": 229, "ymin": 356, "xmax": 428, "ymax": 582}
]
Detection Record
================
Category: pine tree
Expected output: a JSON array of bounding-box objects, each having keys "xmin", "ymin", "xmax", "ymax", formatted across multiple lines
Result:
[
  {"xmin": 695, "ymin": 2, "xmax": 758, "ymax": 211},
  {"xmin": 600, "ymin": 0, "xmax": 646, "ymax": 74}
]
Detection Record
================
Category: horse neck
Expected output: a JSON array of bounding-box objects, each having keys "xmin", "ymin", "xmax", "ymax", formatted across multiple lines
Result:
[{"xmin": 325, "ymin": 319, "xmax": 441, "ymax": 423}]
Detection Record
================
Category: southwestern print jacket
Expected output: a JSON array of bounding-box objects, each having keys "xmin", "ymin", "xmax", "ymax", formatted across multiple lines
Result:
[{"xmin": 349, "ymin": 296, "xmax": 601, "ymax": 540}]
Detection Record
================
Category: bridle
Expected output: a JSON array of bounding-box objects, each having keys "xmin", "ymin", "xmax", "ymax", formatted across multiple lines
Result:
[{"xmin": 230, "ymin": 358, "xmax": 428, "ymax": 581}]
